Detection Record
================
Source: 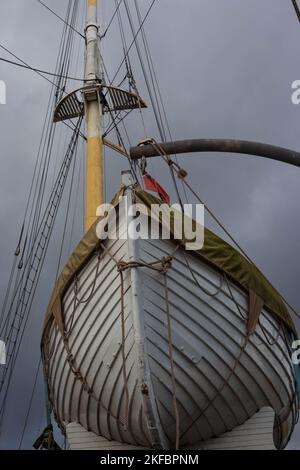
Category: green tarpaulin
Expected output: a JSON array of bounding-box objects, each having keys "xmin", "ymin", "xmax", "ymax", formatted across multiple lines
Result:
[{"xmin": 42, "ymin": 186, "xmax": 298, "ymax": 338}]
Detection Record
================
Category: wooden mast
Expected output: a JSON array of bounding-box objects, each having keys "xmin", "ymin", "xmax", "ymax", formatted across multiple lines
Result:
[{"xmin": 84, "ymin": 0, "xmax": 104, "ymax": 232}]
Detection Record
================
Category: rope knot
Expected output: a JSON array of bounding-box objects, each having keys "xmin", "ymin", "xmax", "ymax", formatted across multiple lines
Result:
[
  {"xmin": 75, "ymin": 371, "xmax": 83, "ymax": 381},
  {"xmin": 117, "ymin": 260, "xmax": 130, "ymax": 273},
  {"xmin": 160, "ymin": 256, "xmax": 172, "ymax": 274},
  {"xmin": 67, "ymin": 352, "xmax": 74, "ymax": 363}
]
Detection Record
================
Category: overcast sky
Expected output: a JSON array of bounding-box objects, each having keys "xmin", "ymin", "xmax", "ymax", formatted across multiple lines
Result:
[{"xmin": 0, "ymin": 0, "xmax": 299, "ymax": 450}]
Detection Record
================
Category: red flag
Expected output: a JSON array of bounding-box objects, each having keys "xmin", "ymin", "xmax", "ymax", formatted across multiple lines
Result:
[{"xmin": 143, "ymin": 173, "xmax": 170, "ymax": 205}]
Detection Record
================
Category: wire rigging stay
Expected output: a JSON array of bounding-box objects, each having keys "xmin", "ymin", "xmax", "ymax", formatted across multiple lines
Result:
[
  {"xmin": 0, "ymin": 57, "xmax": 84, "ymax": 82},
  {"xmin": 0, "ymin": 0, "xmax": 83, "ymax": 433},
  {"xmin": 2, "ymin": 0, "xmax": 299, "ymax": 452},
  {"xmin": 292, "ymin": 0, "xmax": 300, "ymax": 22},
  {"xmin": 0, "ymin": 116, "xmax": 83, "ymax": 426},
  {"xmin": 37, "ymin": 0, "xmax": 85, "ymax": 39}
]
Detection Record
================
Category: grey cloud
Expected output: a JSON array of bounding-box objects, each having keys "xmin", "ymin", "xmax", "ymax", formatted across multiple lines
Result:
[{"xmin": 0, "ymin": 0, "xmax": 299, "ymax": 449}]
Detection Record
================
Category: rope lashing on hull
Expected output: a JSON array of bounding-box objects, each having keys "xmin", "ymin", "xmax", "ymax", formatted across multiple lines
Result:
[
  {"xmin": 225, "ymin": 275, "xmax": 298, "ymax": 435},
  {"xmin": 117, "ymin": 258, "xmax": 173, "ymax": 274},
  {"xmin": 48, "ymin": 249, "xmax": 129, "ymax": 431},
  {"xmin": 144, "ymin": 138, "xmax": 256, "ymax": 266},
  {"xmin": 64, "ymin": 250, "xmax": 102, "ymax": 340},
  {"xmin": 162, "ymin": 272, "xmax": 180, "ymax": 450},
  {"xmin": 118, "ymin": 267, "xmax": 130, "ymax": 432},
  {"xmin": 61, "ymin": 329, "xmax": 127, "ymax": 428},
  {"xmin": 179, "ymin": 275, "xmax": 252, "ymax": 441},
  {"xmin": 142, "ymin": 137, "xmax": 300, "ymax": 340},
  {"xmin": 51, "ymin": 241, "xmax": 179, "ymax": 440},
  {"xmin": 55, "ymin": 230, "xmax": 293, "ymax": 448},
  {"xmin": 180, "ymin": 273, "xmax": 299, "ymax": 446},
  {"xmin": 143, "ymin": 140, "xmax": 288, "ymax": 341},
  {"xmin": 259, "ymin": 318, "xmax": 283, "ymax": 347},
  {"xmin": 139, "ymin": 138, "xmax": 300, "ymax": 330},
  {"xmin": 181, "ymin": 251, "xmax": 225, "ymax": 300},
  {"xmin": 100, "ymin": 241, "xmax": 181, "ymax": 449},
  {"xmin": 117, "ymin": 255, "xmax": 173, "ymax": 433},
  {"xmin": 41, "ymin": 185, "xmax": 299, "ymax": 447},
  {"xmin": 73, "ymin": 251, "xmax": 102, "ymax": 306}
]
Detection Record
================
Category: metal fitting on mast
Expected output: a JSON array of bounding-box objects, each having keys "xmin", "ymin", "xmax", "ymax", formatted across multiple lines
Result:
[{"xmin": 51, "ymin": 0, "xmax": 147, "ymax": 233}]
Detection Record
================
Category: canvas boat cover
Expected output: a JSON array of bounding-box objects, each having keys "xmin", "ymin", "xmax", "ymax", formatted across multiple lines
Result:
[{"xmin": 42, "ymin": 186, "xmax": 297, "ymax": 338}]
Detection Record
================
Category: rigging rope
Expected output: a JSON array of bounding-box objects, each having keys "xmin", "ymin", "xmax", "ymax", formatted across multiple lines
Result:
[
  {"xmin": 149, "ymin": 139, "xmax": 254, "ymax": 262},
  {"xmin": 123, "ymin": 0, "xmax": 166, "ymax": 142},
  {"xmin": 55, "ymin": 138, "xmax": 79, "ymax": 281},
  {"xmin": 115, "ymin": 0, "xmax": 137, "ymax": 94},
  {"xmin": 101, "ymin": 0, "xmax": 124, "ymax": 39},
  {"xmin": 133, "ymin": 0, "xmax": 190, "ymax": 204},
  {"xmin": 4, "ymin": 0, "xmax": 298, "ymax": 450},
  {"xmin": 0, "ymin": 0, "xmax": 79, "ymax": 334},
  {"xmin": 58, "ymin": 321, "xmax": 127, "ymax": 428},
  {"xmin": 0, "ymin": 0, "xmax": 86, "ymax": 445},
  {"xmin": 18, "ymin": 358, "xmax": 42, "ymax": 449},
  {"xmin": 0, "ymin": 57, "xmax": 84, "ymax": 81},
  {"xmin": 134, "ymin": 0, "xmax": 173, "ymax": 142},
  {"xmin": 180, "ymin": 330, "xmax": 251, "ymax": 441},
  {"xmin": 148, "ymin": 138, "xmax": 300, "ymax": 325},
  {"xmin": 292, "ymin": 0, "xmax": 300, "ymax": 22},
  {"xmin": 0, "ymin": 117, "xmax": 83, "ymax": 427},
  {"xmin": 109, "ymin": 0, "xmax": 157, "ymax": 87},
  {"xmin": 1, "ymin": 33, "xmax": 66, "ymax": 385},
  {"xmin": 0, "ymin": 44, "xmax": 67, "ymax": 93},
  {"xmin": 100, "ymin": 90, "xmax": 140, "ymax": 184},
  {"xmin": 37, "ymin": 0, "xmax": 85, "ymax": 39},
  {"xmin": 99, "ymin": 239, "xmax": 179, "ymax": 440}
]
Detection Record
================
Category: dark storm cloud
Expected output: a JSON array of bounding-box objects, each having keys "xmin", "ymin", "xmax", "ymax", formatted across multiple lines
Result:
[{"xmin": 0, "ymin": 0, "xmax": 299, "ymax": 449}]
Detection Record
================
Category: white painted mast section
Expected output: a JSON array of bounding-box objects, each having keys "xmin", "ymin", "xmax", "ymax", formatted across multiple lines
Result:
[
  {"xmin": 85, "ymin": 0, "xmax": 102, "ymax": 82},
  {"xmin": 84, "ymin": 0, "xmax": 104, "ymax": 232}
]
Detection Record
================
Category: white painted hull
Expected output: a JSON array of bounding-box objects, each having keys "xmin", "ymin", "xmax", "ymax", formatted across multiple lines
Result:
[
  {"xmin": 66, "ymin": 407, "xmax": 276, "ymax": 450},
  {"xmin": 43, "ymin": 192, "xmax": 298, "ymax": 450}
]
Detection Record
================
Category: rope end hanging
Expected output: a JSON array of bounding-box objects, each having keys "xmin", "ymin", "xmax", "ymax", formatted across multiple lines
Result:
[{"xmin": 33, "ymin": 424, "xmax": 61, "ymax": 451}]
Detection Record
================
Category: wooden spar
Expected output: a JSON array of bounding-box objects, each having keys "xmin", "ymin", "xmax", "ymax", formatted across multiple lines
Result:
[
  {"xmin": 103, "ymin": 139, "xmax": 129, "ymax": 158},
  {"xmin": 129, "ymin": 139, "xmax": 300, "ymax": 168},
  {"xmin": 84, "ymin": 0, "xmax": 104, "ymax": 232}
]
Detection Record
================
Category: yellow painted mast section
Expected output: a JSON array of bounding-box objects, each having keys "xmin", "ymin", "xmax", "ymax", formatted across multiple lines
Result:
[{"xmin": 84, "ymin": 0, "xmax": 104, "ymax": 231}]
